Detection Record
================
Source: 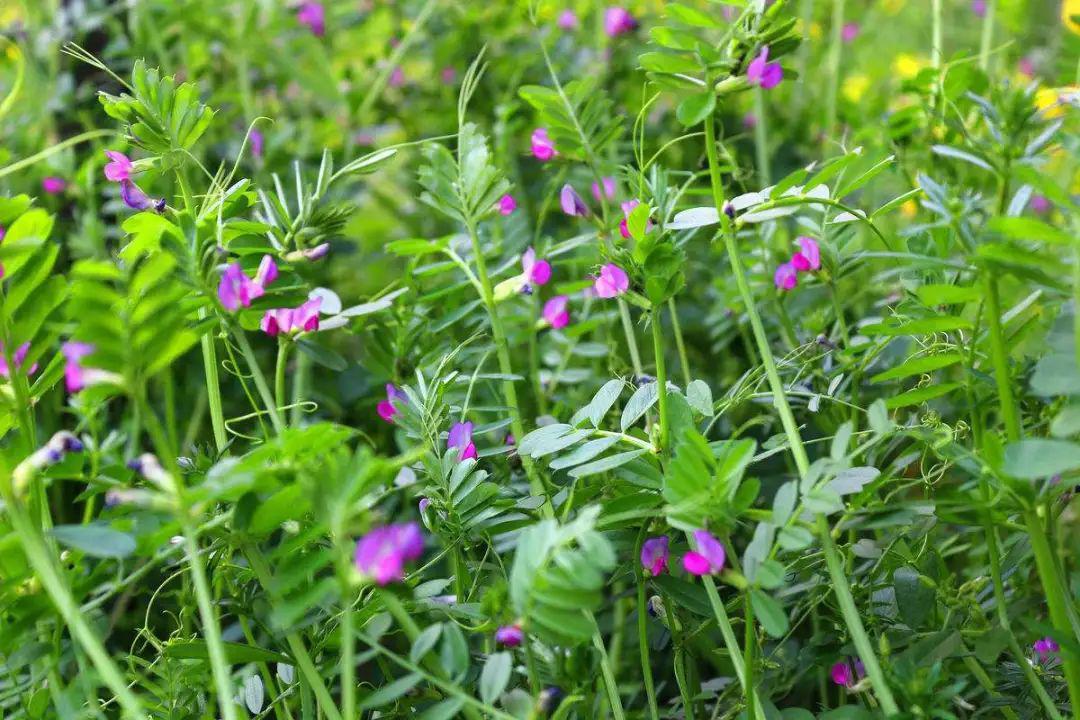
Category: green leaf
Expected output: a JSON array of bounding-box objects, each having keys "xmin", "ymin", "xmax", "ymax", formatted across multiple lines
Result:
[
  {"xmin": 50, "ymin": 524, "xmax": 136, "ymax": 558},
  {"xmin": 480, "ymin": 652, "xmax": 513, "ymax": 704},
  {"xmin": 676, "ymin": 92, "xmax": 715, "ymax": 127},
  {"xmin": 358, "ymin": 672, "xmax": 421, "ymax": 709},
  {"xmin": 893, "ymin": 566, "xmax": 934, "ymax": 629},
  {"xmin": 862, "ymin": 317, "xmax": 971, "ymax": 336},
  {"xmin": 1002, "ymin": 439, "xmax": 1080, "ymax": 479},
  {"xmin": 869, "ymin": 353, "xmax": 964, "ymax": 383},
  {"xmin": 750, "ymin": 589, "xmax": 789, "ymax": 637},
  {"xmin": 987, "ymin": 216, "xmax": 1073, "ymax": 246},
  {"xmin": 164, "ymin": 641, "xmax": 291, "ymax": 666},
  {"xmin": 686, "ymin": 379, "xmax": 714, "ymax": 416},
  {"xmin": 410, "ymin": 623, "xmax": 442, "ymax": 663},
  {"xmin": 568, "ymin": 449, "xmax": 647, "ymax": 478},
  {"xmin": 621, "ymin": 382, "xmax": 659, "ymax": 431},
  {"xmin": 884, "ymin": 383, "xmax": 961, "ymax": 409},
  {"xmin": 915, "ymin": 283, "xmax": 978, "ymax": 306}
]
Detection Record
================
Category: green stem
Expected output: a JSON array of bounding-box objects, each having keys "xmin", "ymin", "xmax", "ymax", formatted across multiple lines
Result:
[
  {"xmin": 743, "ymin": 594, "xmax": 756, "ymax": 720},
  {"xmin": 200, "ymin": 311, "xmax": 228, "ymax": 454},
  {"xmin": 651, "ymin": 309, "xmax": 669, "ymax": 455},
  {"xmin": 618, "ymin": 300, "xmax": 644, "ymax": 378},
  {"xmin": 231, "ymin": 326, "xmax": 285, "ymax": 434},
  {"xmin": 931, "ymin": 0, "xmax": 943, "ymax": 71},
  {"xmin": 667, "ymin": 298, "xmax": 693, "ymax": 388},
  {"xmin": 591, "ymin": 623, "xmax": 626, "ymax": 720},
  {"xmin": 275, "ymin": 341, "xmax": 290, "ymax": 416},
  {"xmin": 977, "ymin": 0, "xmax": 996, "ymax": 72},
  {"xmin": 340, "ymin": 585, "xmax": 355, "ymax": 720},
  {"xmin": 634, "ymin": 556, "xmax": 660, "ymax": 720},
  {"xmin": 703, "ymin": 114, "xmax": 898, "ymax": 714},
  {"xmin": 752, "ymin": 88, "xmax": 771, "ymax": 186},
  {"xmin": 983, "ymin": 272, "xmax": 1021, "ymax": 441}
]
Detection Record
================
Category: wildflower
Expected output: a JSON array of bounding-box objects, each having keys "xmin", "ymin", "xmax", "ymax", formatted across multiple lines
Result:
[
  {"xmin": 297, "ymin": 1, "xmax": 325, "ymax": 36},
  {"xmin": 531, "ymin": 128, "xmax": 557, "ymax": 161},
  {"xmin": 1018, "ymin": 56, "xmax": 1035, "ymax": 77},
  {"xmin": 538, "ymin": 687, "xmax": 564, "ymax": 713},
  {"xmin": 591, "ymin": 177, "xmax": 616, "ymax": 202},
  {"xmin": 1030, "ymin": 195, "xmax": 1051, "ymax": 214},
  {"xmin": 12, "ymin": 431, "xmax": 83, "ymax": 495},
  {"xmin": 62, "ymin": 341, "xmax": 95, "ymax": 393},
  {"xmin": 842, "ymin": 74, "xmax": 871, "ymax": 104},
  {"xmin": 791, "ymin": 237, "xmax": 821, "ymax": 272},
  {"xmin": 682, "ymin": 529, "xmax": 726, "ymax": 576},
  {"xmin": 103, "ymin": 151, "xmax": 134, "ymax": 182},
  {"xmin": 354, "ymin": 522, "xmax": 424, "ymax": 585},
  {"xmin": 389, "ymin": 66, "xmax": 405, "ymax": 88},
  {"xmin": 505, "ymin": 433, "xmax": 516, "ymax": 446},
  {"xmin": 774, "ymin": 262, "xmax": 798, "ymax": 291},
  {"xmin": 495, "ymin": 624, "xmax": 524, "ymax": 647},
  {"xmin": 522, "ymin": 247, "xmax": 552, "ymax": 289},
  {"xmin": 603, "ymin": 7, "xmax": 637, "ymax": 37},
  {"xmin": 448, "ymin": 421, "xmax": 478, "ymax": 460},
  {"xmin": 377, "ymin": 383, "xmax": 407, "ymax": 422},
  {"xmin": 119, "ymin": 180, "xmax": 166, "ymax": 213},
  {"xmin": 557, "ymin": 10, "xmax": 578, "ymax": 30},
  {"xmin": 830, "ymin": 661, "xmax": 857, "ymax": 687},
  {"xmin": 593, "ymin": 263, "xmax": 629, "ymax": 298},
  {"xmin": 218, "ymin": 255, "xmax": 277, "ymax": 311},
  {"xmin": 440, "ymin": 66, "xmax": 456, "ymax": 85},
  {"xmin": 42, "ymin": 177, "xmax": 66, "ymax": 195},
  {"xmin": 1066, "ymin": 0, "xmax": 1080, "ymax": 34},
  {"xmin": 747, "ymin": 46, "xmax": 783, "ymax": 90},
  {"xmin": 971, "ymin": 0, "xmax": 986, "ymax": 17},
  {"xmin": 250, "ymin": 129, "xmax": 264, "ymax": 158},
  {"xmin": 261, "ymin": 297, "xmax": 322, "ymax": 336},
  {"xmin": 418, "ymin": 497, "xmax": 431, "ymax": 513},
  {"xmin": 543, "ymin": 295, "xmax": 570, "ymax": 330},
  {"xmin": 0, "ymin": 342, "xmax": 37, "ymax": 379},
  {"xmin": 893, "ymin": 53, "xmax": 926, "ymax": 80},
  {"xmin": 560, "ymin": 185, "xmax": 589, "ymax": 217},
  {"xmin": 1034, "ymin": 637, "xmax": 1060, "ymax": 663},
  {"xmin": 841, "ymin": 22, "xmax": 859, "ymax": 42},
  {"xmin": 742, "ymin": 113, "xmax": 757, "ymax": 130},
  {"xmin": 640, "ymin": 536, "xmax": 669, "ymax": 576},
  {"xmin": 498, "ymin": 194, "xmax": 517, "ymax": 216}
]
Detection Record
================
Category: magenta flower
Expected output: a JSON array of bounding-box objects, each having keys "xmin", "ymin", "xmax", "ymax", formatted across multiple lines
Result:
[
  {"xmin": 496, "ymin": 624, "xmax": 524, "ymax": 647},
  {"xmin": 682, "ymin": 529, "xmax": 726, "ymax": 576},
  {"xmin": 971, "ymin": 0, "xmax": 987, "ymax": 17},
  {"xmin": 557, "ymin": 10, "xmax": 578, "ymax": 30},
  {"xmin": 747, "ymin": 46, "xmax": 783, "ymax": 90},
  {"xmin": 1034, "ymin": 637, "xmax": 1060, "ymax": 663},
  {"xmin": 830, "ymin": 661, "xmax": 855, "ymax": 687},
  {"xmin": 389, "ymin": 66, "xmax": 405, "ymax": 88},
  {"xmin": 593, "ymin": 263, "xmax": 629, "ymax": 298},
  {"xmin": 774, "ymin": 262, "xmax": 797, "ymax": 291},
  {"xmin": 505, "ymin": 433, "xmax": 516, "ymax": 446},
  {"xmin": 448, "ymin": 421, "xmax": 477, "ymax": 461},
  {"xmin": 603, "ymin": 7, "xmax": 637, "ymax": 37},
  {"xmin": 560, "ymin": 185, "xmax": 589, "ymax": 217},
  {"xmin": 354, "ymin": 522, "xmax": 424, "ymax": 585},
  {"xmin": 62, "ymin": 341, "xmax": 96, "ymax": 393},
  {"xmin": 641, "ymin": 536, "xmax": 670, "ymax": 576},
  {"xmin": 531, "ymin": 128, "xmax": 557, "ymax": 161},
  {"xmin": 0, "ymin": 342, "xmax": 36, "ymax": 379},
  {"xmin": 297, "ymin": 1, "xmax": 325, "ymax": 36},
  {"xmin": 418, "ymin": 497, "xmax": 431, "ymax": 513},
  {"xmin": 250, "ymin": 129, "xmax": 264, "ymax": 158},
  {"xmin": 543, "ymin": 295, "xmax": 570, "ymax": 329},
  {"xmin": 1030, "ymin": 195, "xmax": 1051, "ymax": 214},
  {"xmin": 498, "ymin": 194, "xmax": 517, "ymax": 216},
  {"xmin": 218, "ymin": 255, "xmax": 278, "ymax": 311},
  {"xmin": 841, "ymin": 22, "xmax": 859, "ymax": 43},
  {"xmin": 522, "ymin": 248, "xmax": 552, "ymax": 289},
  {"xmin": 1019, "ymin": 56, "xmax": 1035, "ymax": 78},
  {"xmin": 791, "ymin": 236, "xmax": 821, "ymax": 272},
  {"xmin": 377, "ymin": 383, "xmax": 407, "ymax": 423},
  {"xmin": 42, "ymin": 177, "xmax": 66, "ymax": 195},
  {"xmin": 591, "ymin": 177, "xmax": 616, "ymax": 202},
  {"xmin": 103, "ymin": 151, "xmax": 134, "ymax": 182},
  {"xmin": 440, "ymin": 66, "xmax": 457, "ymax": 85},
  {"xmin": 261, "ymin": 297, "xmax": 323, "ymax": 336},
  {"xmin": 119, "ymin": 180, "xmax": 166, "ymax": 213},
  {"xmin": 742, "ymin": 112, "xmax": 757, "ymax": 130}
]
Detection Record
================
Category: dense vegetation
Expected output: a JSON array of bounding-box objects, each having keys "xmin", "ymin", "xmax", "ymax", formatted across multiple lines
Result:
[{"xmin": 1, "ymin": 1, "xmax": 1079, "ymax": 718}]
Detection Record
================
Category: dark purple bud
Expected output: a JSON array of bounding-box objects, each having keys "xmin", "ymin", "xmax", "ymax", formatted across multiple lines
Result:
[
  {"xmin": 538, "ymin": 686, "xmax": 565, "ymax": 713},
  {"xmin": 61, "ymin": 436, "xmax": 84, "ymax": 453},
  {"xmin": 723, "ymin": 202, "xmax": 736, "ymax": 219},
  {"xmin": 635, "ymin": 374, "xmax": 655, "ymax": 387},
  {"xmin": 44, "ymin": 448, "xmax": 63, "ymax": 463}
]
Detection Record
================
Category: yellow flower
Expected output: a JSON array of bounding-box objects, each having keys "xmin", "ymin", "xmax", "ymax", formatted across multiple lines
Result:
[
  {"xmin": 882, "ymin": 0, "xmax": 907, "ymax": 15},
  {"xmin": 1035, "ymin": 86, "xmax": 1079, "ymax": 119},
  {"xmin": 893, "ymin": 53, "xmax": 926, "ymax": 80},
  {"xmin": 809, "ymin": 21, "xmax": 823, "ymax": 41},
  {"xmin": 1064, "ymin": 0, "xmax": 1080, "ymax": 35},
  {"xmin": 900, "ymin": 200, "xmax": 918, "ymax": 219},
  {"xmin": 843, "ymin": 74, "xmax": 871, "ymax": 104}
]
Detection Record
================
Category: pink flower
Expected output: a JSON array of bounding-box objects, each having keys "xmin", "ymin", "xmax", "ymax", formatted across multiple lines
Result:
[
  {"xmin": 250, "ymin": 129, "xmax": 265, "ymax": 158},
  {"xmin": 603, "ymin": 7, "xmax": 637, "ymax": 37},
  {"xmin": 543, "ymin": 295, "xmax": 570, "ymax": 329},
  {"xmin": 119, "ymin": 180, "xmax": 166, "ymax": 213},
  {"xmin": 377, "ymin": 383, "xmax": 407, "ymax": 423},
  {"xmin": 261, "ymin": 297, "xmax": 323, "ymax": 336},
  {"xmin": 747, "ymin": 46, "xmax": 783, "ymax": 90},
  {"xmin": 791, "ymin": 236, "xmax": 820, "ymax": 272},
  {"xmin": 297, "ymin": 1, "xmax": 325, "ymax": 36},
  {"xmin": 440, "ymin": 66, "xmax": 457, "ymax": 85},
  {"xmin": 62, "ymin": 341, "xmax": 96, "ymax": 393},
  {"xmin": 531, "ymin": 128, "xmax": 557, "ymax": 161},
  {"xmin": 448, "ymin": 421, "xmax": 477, "ymax": 460},
  {"xmin": 1019, "ymin": 56, "xmax": 1035, "ymax": 78},
  {"xmin": 0, "ymin": 342, "xmax": 37, "ymax": 379},
  {"xmin": 774, "ymin": 262, "xmax": 798, "ymax": 291},
  {"xmin": 42, "ymin": 177, "xmax": 66, "ymax": 195},
  {"xmin": 618, "ymin": 199, "xmax": 652, "ymax": 239},
  {"xmin": 591, "ymin": 176, "xmax": 616, "ymax": 202},
  {"xmin": 682, "ymin": 529, "xmax": 725, "ymax": 576},
  {"xmin": 498, "ymin": 194, "xmax": 517, "ymax": 216},
  {"xmin": 593, "ymin": 263, "xmax": 629, "ymax": 298},
  {"xmin": 354, "ymin": 522, "xmax": 424, "ymax": 585},
  {"xmin": 971, "ymin": 0, "xmax": 987, "ymax": 17},
  {"xmin": 641, "ymin": 536, "xmax": 669, "ymax": 576},
  {"xmin": 830, "ymin": 661, "xmax": 855, "ymax": 688},
  {"xmin": 495, "ymin": 624, "xmax": 524, "ymax": 647},
  {"xmin": 1034, "ymin": 637, "xmax": 1060, "ymax": 663},
  {"xmin": 557, "ymin": 10, "xmax": 578, "ymax": 30},
  {"xmin": 742, "ymin": 112, "xmax": 757, "ymax": 130},
  {"xmin": 389, "ymin": 66, "xmax": 405, "ymax": 88},
  {"xmin": 560, "ymin": 184, "xmax": 589, "ymax": 217},
  {"xmin": 103, "ymin": 151, "xmax": 134, "ymax": 182},
  {"xmin": 1030, "ymin": 194, "xmax": 1051, "ymax": 214},
  {"xmin": 218, "ymin": 255, "xmax": 278, "ymax": 311},
  {"xmin": 841, "ymin": 22, "xmax": 859, "ymax": 43},
  {"xmin": 522, "ymin": 247, "xmax": 552, "ymax": 289}
]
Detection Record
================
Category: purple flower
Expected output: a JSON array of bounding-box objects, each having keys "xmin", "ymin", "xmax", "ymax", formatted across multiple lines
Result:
[
  {"xmin": 560, "ymin": 185, "xmax": 589, "ymax": 217},
  {"xmin": 594, "ymin": 263, "xmax": 629, "ymax": 298},
  {"xmin": 498, "ymin": 194, "xmax": 517, "ymax": 216},
  {"xmin": 791, "ymin": 236, "xmax": 821, "ymax": 272},
  {"xmin": 774, "ymin": 262, "xmax": 797, "ymax": 291},
  {"xmin": 119, "ymin": 180, "xmax": 166, "ymax": 213},
  {"xmin": 641, "ymin": 536, "xmax": 669, "ymax": 576},
  {"xmin": 972, "ymin": 0, "xmax": 987, "ymax": 17},
  {"xmin": 354, "ymin": 522, "xmax": 424, "ymax": 585},
  {"xmin": 261, "ymin": 297, "xmax": 323, "ymax": 336},
  {"xmin": 297, "ymin": 1, "xmax": 325, "ymax": 36},
  {"xmin": 603, "ymin": 7, "xmax": 637, "ymax": 37},
  {"xmin": 591, "ymin": 177, "xmax": 616, "ymax": 202},
  {"xmin": 1030, "ymin": 194, "xmax": 1051, "ymax": 214},
  {"xmin": 0, "ymin": 342, "xmax": 37, "ymax": 379},
  {"xmin": 522, "ymin": 248, "xmax": 552, "ymax": 289},
  {"xmin": 62, "ymin": 341, "xmax": 96, "ymax": 393},
  {"xmin": 747, "ymin": 46, "xmax": 783, "ymax": 90},
  {"xmin": 1019, "ymin": 56, "xmax": 1035, "ymax": 77},
  {"xmin": 377, "ymin": 383, "xmax": 407, "ymax": 423},
  {"xmin": 543, "ymin": 295, "xmax": 570, "ymax": 330},
  {"xmin": 1034, "ymin": 637, "xmax": 1060, "ymax": 663},
  {"xmin": 531, "ymin": 128, "xmax": 557, "ymax": 161},
  {"xmin": 218, "ymin": 255, "xmax": 278, "ymax": 311},
  {"xmin": 830, "ymin": 661, "xmax": 855, "ymax": 687},
  {"xmin": 103, "ymin": 151, "xmax": 134, "ymax": 182},
  {"xmin": 389, "ymin": 66, "xmax": 405, "ymax": 88},
  {"xmin": 440, "ymin": 66, "xmax": 457, "ymax": 85},
  {"xmin": 448, "ymin": 421, "xmax": 477, "ymax": 461},
  {"xmin": 841, "ymin": 22, "xmax": 859, "ymax": 43},
  {"xmin": 250, "ymin": 129, "xmax": 265, "ymax": 158},
  {"xmin": 418, "ymin": 497, "xmax": 431, "ymax": 513},
  {"xmin": 505, "ymin": 433, "xmax": 516, "ymax": 446},
  {"xmin": 42, "ymin": 177, "xmax": 66, "ymax": 195},
  {"xmin": 742, "ymin": 112, "xmax": 757, "ymax": 130},
  {"xmin": 495, "ymin": 624, "xmax": 524, "ymax": 647},
  {"xmin": 682, "ymin": 529, "xmax": 725, "ymax": 576},
  {"xmin": 557, "ymin": 10, "xmax": 578, "ymax": 30}
]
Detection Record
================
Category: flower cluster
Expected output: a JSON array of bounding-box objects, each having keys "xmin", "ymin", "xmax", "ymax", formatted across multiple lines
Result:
[
  {"xmin": 639, "ymin": 530, "xmax": 726, "ymax": 578},
  {"xmin": 774, "ymin": 237, "xmax": 821, "ymax": 291}
]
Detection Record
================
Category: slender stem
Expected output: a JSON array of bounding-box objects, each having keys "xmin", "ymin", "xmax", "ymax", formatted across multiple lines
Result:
[
  {"xmin": 978, "ymin": 0, "xmax": 996, "ymax": 71},
  {"xmin": 634, "ymin": 554, "xmax": 660, "ymax": 720},
  {"xmin": 703, "ymin": 114, "xmax": 899, "ymax": 714},
  {"xmin": 667, "ymin": 298, "xmax": 693, "ymax": 388},
  {"xmin": 591, "ymin": 623, "xmax": 626, "ymax": 720},
  {"xmin": 231, "ymin": 326, "xmax": 285, "ymax": 434},
  {"xmin": 743, "ymin": 594, "xmax": 756, "ymax": 720},
  {"xmin": 824, "ymin": 0, "xmax": 845, "ymax": 142},
  {"xmin": 340, "ymin": 585, "xmax": 355, "ymax": 720},
  {"xmin": 983, "ymin": 272, "xmax": 1021, "ymax": 441},
  {"xmin": 275, "ymin": 341, "xmax": 290, "ymax": 416},
  {"xmin": 200, "ymin": 313, "xmax": 228, "ymax": 454},
  {"xmin": 931, "ymin": 0, "xmax": 943, "ymax": 71},
  {"xmin": 651, "ymin": 309, "xmax": 669, "ymax": 455},
  {"xmin": 662, "ymin": 594, "xmax": 696, "ymax": 720},
  {"xmin": 618, "ymin": 300, "xmax": 644, "ymax": 377}
]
